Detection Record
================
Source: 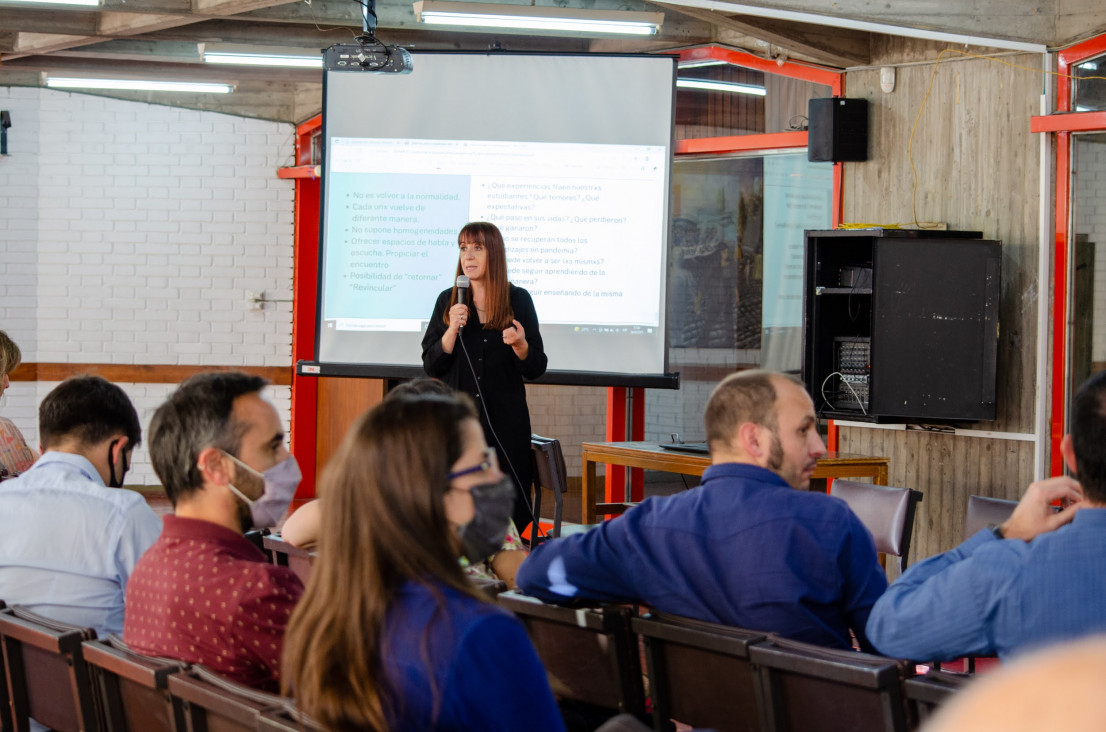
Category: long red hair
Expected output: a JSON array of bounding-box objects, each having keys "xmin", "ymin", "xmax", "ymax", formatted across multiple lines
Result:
[{"xmin": 443, "ymin": 221, "xmax": 514, "ymax": 330}]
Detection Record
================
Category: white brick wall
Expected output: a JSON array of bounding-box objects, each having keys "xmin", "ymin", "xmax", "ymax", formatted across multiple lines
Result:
[
  {"xmin": 0, "ymin": 87, "xmax": 741, "ymax": 487},
  {"xmin": 0, "ymin": 86, "xmax": 295, "ymax": 486}
]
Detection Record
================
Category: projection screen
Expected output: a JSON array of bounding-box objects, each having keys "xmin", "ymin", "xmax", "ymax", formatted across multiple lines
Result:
[{"xmin": 311, "ymin": 51, "xmax": 678, "ymax": 387}]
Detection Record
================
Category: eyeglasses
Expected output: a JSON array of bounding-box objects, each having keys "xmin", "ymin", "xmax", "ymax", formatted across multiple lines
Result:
[{"xmin": 447, "ymin": 447, "xmax": 497, "ymax": 481}]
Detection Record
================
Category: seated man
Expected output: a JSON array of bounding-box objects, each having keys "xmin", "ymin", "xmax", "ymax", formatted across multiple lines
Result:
[
  {"xmin": 0, "ymin": 375, "xmax": 161, "ymax": 636},
  {"xmin": 865, "ymin": 372, "xmax": 1106, "ymax": 662},
  {"xmin": 516, "ymin": 370, "xmax": 887, "ymax": 651},
  {"xmin": 124, "ymin": 372, "xmax": 304, "ymax": 691}
]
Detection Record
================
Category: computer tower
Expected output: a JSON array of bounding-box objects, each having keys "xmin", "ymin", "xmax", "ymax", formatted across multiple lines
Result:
[{"xmin": 802, "ymin": 229, "xmax": 1000, "ymax": 422}]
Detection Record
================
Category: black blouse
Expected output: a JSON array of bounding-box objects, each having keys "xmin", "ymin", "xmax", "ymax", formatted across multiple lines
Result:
[{"xmin": 421, "ymin": 284, "xmax": 547, "ymax": 530}]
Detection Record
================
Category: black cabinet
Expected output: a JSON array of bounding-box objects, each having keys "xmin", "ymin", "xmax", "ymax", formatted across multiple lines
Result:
[{"xmin": 802, "ymin": 229, "xmax": 1001, "ymax": 422}]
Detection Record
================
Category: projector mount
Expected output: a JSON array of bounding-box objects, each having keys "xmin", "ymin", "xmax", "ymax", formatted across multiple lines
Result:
[{"xmin": 338, "ymin": 0, "xmax": 413, "ymax": 73}]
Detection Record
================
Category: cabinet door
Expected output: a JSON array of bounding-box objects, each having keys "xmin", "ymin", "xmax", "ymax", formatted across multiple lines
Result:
[{"xmin": 871, "ymin": 238, "xmax": 1000, "ymax": 420}]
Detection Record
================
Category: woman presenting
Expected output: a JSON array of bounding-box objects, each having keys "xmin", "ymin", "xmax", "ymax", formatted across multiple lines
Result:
[{"xmin": 422, "ymin": 222, "xmax": 547, "ymax": 534}]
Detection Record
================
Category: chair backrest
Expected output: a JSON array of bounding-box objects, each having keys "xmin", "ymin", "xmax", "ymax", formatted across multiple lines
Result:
[
  {"xmin": 964, "ymin": 495, "xmax": 1018, "ymax": 540},
  {"xmin": 168, "ymin": 664, "xmax": 290, "ymax": 732},
  {"xmin": 829, "ymin": 480, "xmax": 923, "ymax": 573},
  {"xmin": 0, "ymin": 601, "xmax": 10, "ymax": 732},
  {"xmin": 531, "ymin": 434, "xmax": 568, "ymax": 543},
  {"xmin": 82, "ymin": 636, "xmax": 188, "ymax": 732},
  {"xmin": 903, "ymin": 670, "xmax": 973, "ymax": 725},
  {"xmin": 0, "ymin": 605, "xmax": 101, "ymax": 732},
  {"xmin": 263, "ymin": 534, "xmax": 316, "ymax": 586},
  {"xmin": 748, "ymin": 634, "xmax": 914, "ymax": 732},
  {"xmin": 257, "ymin": 703, "xmax": 325, "ymax": 732},
  {"xmin": 631, "ymin": 612, "xmax": 767, "ymax": 732},
  {"xmin": 498, "ymin": 591, "xmax": 645, "ymax": 718}
]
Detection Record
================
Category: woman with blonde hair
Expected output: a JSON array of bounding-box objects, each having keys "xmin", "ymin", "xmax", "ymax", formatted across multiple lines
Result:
[
  {"xmin": 282, "ymin": 393, "xmax": 564, "ymax": 731},
  {"xmin": 0, "ymin": 330, "xmax": 36, "ymax": 477}
]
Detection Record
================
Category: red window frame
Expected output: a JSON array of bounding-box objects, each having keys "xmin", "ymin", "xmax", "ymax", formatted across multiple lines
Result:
[{"xmin": 1030, "ymin": 35, "xmax": 1106, "ymax": 475}]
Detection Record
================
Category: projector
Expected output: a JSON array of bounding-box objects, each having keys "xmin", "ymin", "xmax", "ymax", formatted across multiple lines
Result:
[{"xmin": 325, "ymin": 43, "xmax": 413, "ymax": 74}]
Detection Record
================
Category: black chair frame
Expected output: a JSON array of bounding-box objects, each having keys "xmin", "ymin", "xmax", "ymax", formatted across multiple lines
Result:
[
  {"xmin": 0, "ymin": 605, "xmax": 101, "ymax": 732},
  {"xmin": 632, "ymin": 612, "xmax": 767, "ymax": 732},
  {"xmin": 749, "ymin": 635, "xmax": 913, "ymax": 732},
  {"xmin": 82, "ymin": 635, "xmax": 188, "ymax": 732},
  {"xmin": 499, "ymin": 591, "xmax": 646, "ymax": 718}
]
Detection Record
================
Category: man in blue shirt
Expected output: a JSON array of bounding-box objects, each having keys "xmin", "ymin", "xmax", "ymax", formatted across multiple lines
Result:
[
  {"xmin": 0, "ymin": 376, "xmax": 162, "ymax": 637},
  {"xmin": 516, "ymin": 370, "xmax": 888, "ymax": 651},
  {"xmin": 865, "ymin": 373, "xmax": 1106, "ymax": 662}
]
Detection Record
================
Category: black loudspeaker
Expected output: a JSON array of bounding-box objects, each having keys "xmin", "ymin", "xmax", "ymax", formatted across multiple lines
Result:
[{"xmin": 807, "ymin": 97, "xmax": 868, "ymax": 162}]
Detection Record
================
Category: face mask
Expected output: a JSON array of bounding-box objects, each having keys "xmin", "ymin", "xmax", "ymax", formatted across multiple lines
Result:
[
  {"xmin": 107, "ymin": 439, "xmax": 129, "ymax": 488},
  {"xmin": 223, "ymin": 452, "xmax": 302, "ymax": 529},
  {"xmin": 457, "ymin": 475, "xmax": 516, "ymax": 563}
]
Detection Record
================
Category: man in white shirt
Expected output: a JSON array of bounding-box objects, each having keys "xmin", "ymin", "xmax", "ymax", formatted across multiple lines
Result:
[{"xmin": 0, "ymin": 375, "xmax": 161, "ymax": 637}]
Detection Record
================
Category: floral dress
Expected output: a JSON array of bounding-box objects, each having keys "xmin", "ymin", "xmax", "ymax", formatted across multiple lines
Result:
[{"xmin": 460, "ymin": 519, "xmax": 526, "ymax": 581}]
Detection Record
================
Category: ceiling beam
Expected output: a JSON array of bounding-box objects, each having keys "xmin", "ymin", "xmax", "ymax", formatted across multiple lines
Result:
[
  {"xmin": 8, "ymin": 33, "xmax": 93, "ymax": 55},
  {"xmin": 44, "ymin": 39, "xmax": 204, "ymax": 64},
  {"xmin": 654, "ymin": 2, "xmax": 868, "ymax": 66},
  {"xmin": 0, "ymin": 54, "xmax": 320, "ymax": 83},
  {"xmin": 192, "ymin": 0, "xmax": 303, "ymax": 16}
]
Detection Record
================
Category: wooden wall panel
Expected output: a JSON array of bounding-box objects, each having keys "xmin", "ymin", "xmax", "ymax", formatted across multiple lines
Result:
[
  {"xmin": 841, "ymin": 50, "xmax": 1044, "ymax": 564},
  {"xmin": 9, "ymin": 362, "xmax": 292, "ymax": 386},
  {"xmin": 315, "ymin": 377, "xmax": 386, "ymax": 476},
  {"xmin": 840, "ymin": 428, "xmax": 1036, "ymax": 579}
]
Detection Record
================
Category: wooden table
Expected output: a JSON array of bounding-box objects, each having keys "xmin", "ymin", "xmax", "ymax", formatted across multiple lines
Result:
[{"xmin": 580, "ymin": 441, "xmax": 890, "ymax": 524}]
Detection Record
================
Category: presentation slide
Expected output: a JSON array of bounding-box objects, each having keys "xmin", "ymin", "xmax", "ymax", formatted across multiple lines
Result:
[
  {"xmin": 323, "ymin": 138, "xmax": 665, "ymax": 331},
  {"xmin": 314, "ymin": 52, "xmax": 676, "ymax": 383}
]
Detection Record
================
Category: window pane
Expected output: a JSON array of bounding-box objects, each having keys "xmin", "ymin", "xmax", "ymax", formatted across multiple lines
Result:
[
  {"xmin": 1073, "ymin": 56, "xmax": 1106, "ymax": 112},
  {"xmin": 676, "ymin": 65, "xmax": 833, "ymax": 138},
  {"xmin": 647, "ymin": 152, "xmax": 832, "ymax": 445},
  {"xmin": 1069, "ymin": 133, "xmax": 1106, "ymax": 424}
]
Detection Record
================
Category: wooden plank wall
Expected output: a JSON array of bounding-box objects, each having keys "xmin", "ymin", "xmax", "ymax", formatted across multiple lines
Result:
[{"xmin": 841, "ymin": 39, "xmax": 1044, "ymax": 573}]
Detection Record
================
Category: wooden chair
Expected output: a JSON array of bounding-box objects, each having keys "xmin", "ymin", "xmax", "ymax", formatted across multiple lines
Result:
[
  {"xmin": 262, "ymin": 534, "xmax": 316, "ymax": 586},
  {"xmin": 0, "ymin": 601, "xmax": 10, "ymax": 732},
  {"xmin": 0, "ymin": 606, "xmax": 101, "ymax": 732},
  {"xmin": 631, "ymin": 612, "xmax": 767, "ymax": 732},
  {"xmin": 168, "ymin": 665, "xmax": 290, "ymax": 732},
  {"xmin": 498, "ymin": 591, "xmax": 646, "ymax": 719},
  {"xmin": 531, "ymin": 434, "xmax": 569, "ymax": 546},
  {"xmin": 749, "ymin": 634, "xmax": 914, "ymax": 732},
  {"xmin": 963, "ymin": 495, "xmax": 1018, "ymax": 538},
  {"xmin": 903, "ymin": 670, "xmax": 973, "ymax": 725},
  {"xmin": 257, "ymin": 703, "xmax": 325, "ymax": 732},
  {"xmin": 82, "ymin": 636, "xmax": 188, "ymax": 732},
  {"xmin": 829, "ymin": 480, "xmax": 923, "ymax": 574}
]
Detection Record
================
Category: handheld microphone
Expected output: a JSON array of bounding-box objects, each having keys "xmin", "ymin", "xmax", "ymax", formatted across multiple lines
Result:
[{"xmin": 455, "ymin": 275, "xmax": 470, "ymax": 329}]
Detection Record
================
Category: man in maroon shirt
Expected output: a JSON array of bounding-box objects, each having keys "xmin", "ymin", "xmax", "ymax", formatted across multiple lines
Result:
[{"xmin": 124, "ymin": 372, "xmax": 304, "ymax": 691}]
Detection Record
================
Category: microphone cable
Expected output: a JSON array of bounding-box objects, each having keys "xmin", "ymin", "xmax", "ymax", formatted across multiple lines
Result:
[{"xmin": 454, "ymin": 303, "xmax": 545, "ymax": 544}]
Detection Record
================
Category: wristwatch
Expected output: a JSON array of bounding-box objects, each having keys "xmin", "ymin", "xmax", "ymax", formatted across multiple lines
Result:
[{"xmin": 989, "ymin": 523, "xmax": 1005, "ymax": 540}]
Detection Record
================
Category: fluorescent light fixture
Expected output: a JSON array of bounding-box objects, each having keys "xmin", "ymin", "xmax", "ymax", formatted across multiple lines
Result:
[
  {"xmin": 203, "ymin": 51, "xmax": 322, "ymax": 69},
  {"xmin": 413, "ymin": 1, "xmax": 662, "ymax": 35},
  {"xmin": 1082, "ymin": 62, "xmax": 1098, "ymax": 71},
  {"xmin": 46, "ymin": 77, "xmax": 233, "ymax": 94},
  {"xmin": 677, "ymin": 59, "xmax": 727, "ymax": 69},
  {"xmin": 676, "ymin": 78, "xmax": 766, "ymax": 96},
  {"xmin": 1, "ymin": 0, "xmax": 100, "ymax": 5}
]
